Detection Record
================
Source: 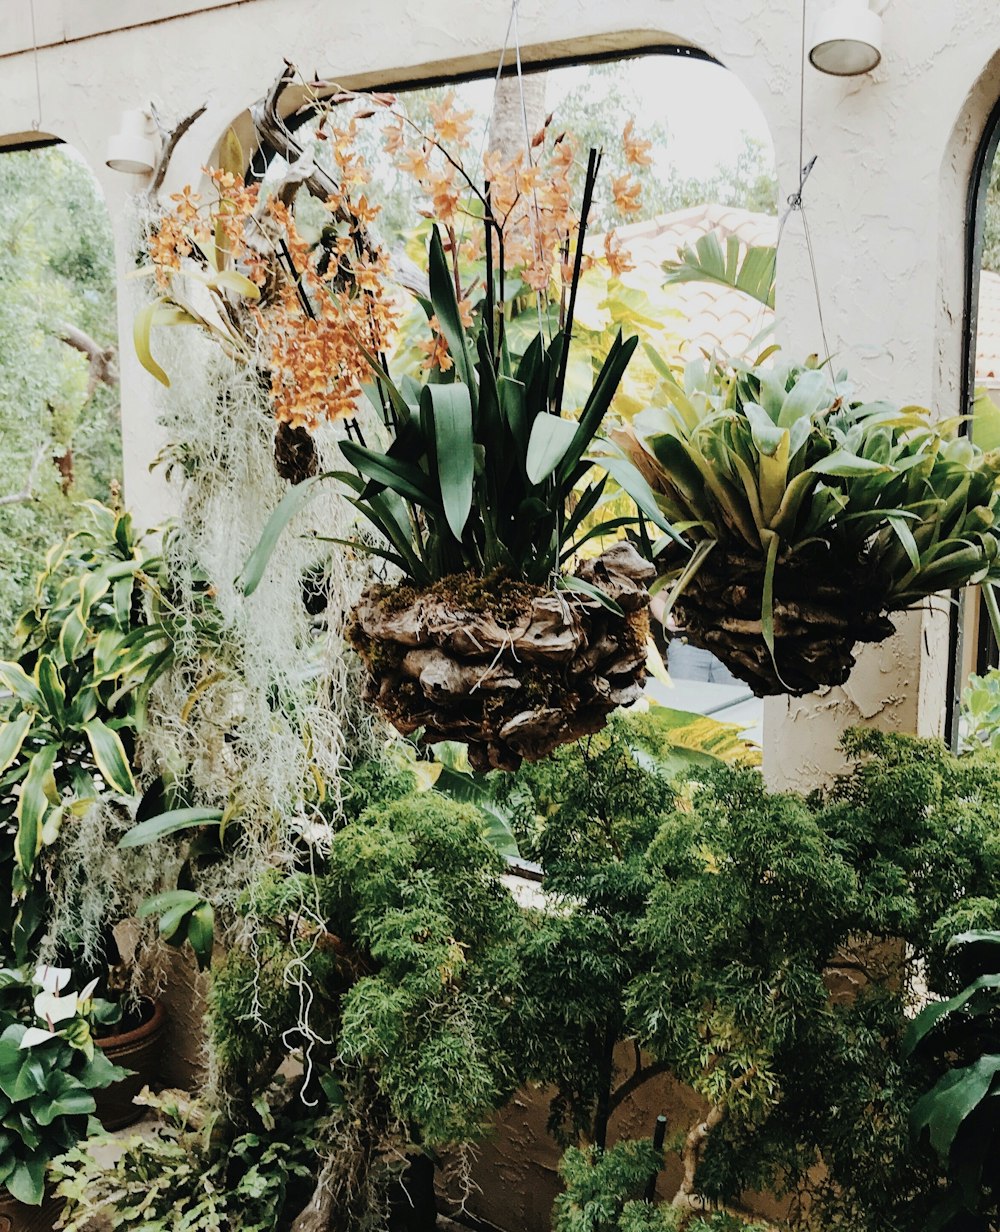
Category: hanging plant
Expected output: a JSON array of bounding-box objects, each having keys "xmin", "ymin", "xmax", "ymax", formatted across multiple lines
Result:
[
  {"xmin": 222, "ymin": 81, "xmax": 672, "ymax": 768},
  {"xmin": 615, "ymin": 353, "xmax": 1000, "ymax": 696}
]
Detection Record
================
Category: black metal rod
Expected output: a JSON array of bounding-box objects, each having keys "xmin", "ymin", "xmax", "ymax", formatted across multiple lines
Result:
[
  {"xmin": 644, "ymin": 1115, "xmax": 667, "ymax": 1203},
  {"xmin": 552, "ymin": 146, "xmax": 601, "ymax": 417}
]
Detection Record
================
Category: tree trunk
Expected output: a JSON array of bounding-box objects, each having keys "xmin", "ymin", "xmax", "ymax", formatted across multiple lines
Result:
[{"xmin": 488, "ymin": 73, "xmax": 548, "ymax": 163}]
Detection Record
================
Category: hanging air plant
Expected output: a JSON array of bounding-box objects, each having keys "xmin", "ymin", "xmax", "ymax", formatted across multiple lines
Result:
[{"xmin": 615, "ymin": 354, "xmax": 1000, "ymax": 696}]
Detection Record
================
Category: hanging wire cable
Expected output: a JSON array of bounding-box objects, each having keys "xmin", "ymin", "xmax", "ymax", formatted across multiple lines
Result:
[
  {"xmin": 28, "ymin": 0, "xmax": 43, "ymax": 131},
  {"xmin": 511, "ymin": 0, "xmax": 550, "ymax": 344},
  {"xmin": 753, "ymin": 0, "xmax": 839, "ymax": 384}
]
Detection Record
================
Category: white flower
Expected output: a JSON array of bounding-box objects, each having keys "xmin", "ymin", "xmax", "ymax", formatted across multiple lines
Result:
[
  {"xmin": 18, "ymin": 1027, "xmax": 58, "ymax": 1050},
  {"xmin": 33, "ymin": 990, "xmax": 79, "ymax": 1026},
  {"xmin": 78, "ymin": 977, "xmax": 99, "ymax": 1004},
  {"xmin": 33, "ymin": 966, "xmax": 71, "ymax": 995}
]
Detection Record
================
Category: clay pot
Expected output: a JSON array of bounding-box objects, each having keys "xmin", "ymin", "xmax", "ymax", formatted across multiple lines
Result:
[
  {"xmin": 0, "ymin": 1191, "xmax": 63, "ymax": 1232},
  {"xmin": 95, "ymin": 998, "xmax": 167, "ymax": 1130},
  {"xmin": 349, "ymin": 544, "xmax": 655, "ymax": 771}
]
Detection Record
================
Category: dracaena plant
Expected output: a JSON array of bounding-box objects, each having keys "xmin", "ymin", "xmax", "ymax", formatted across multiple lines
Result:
[
  {"xmin": 0, "ymin": 502, "xmax": 172, "ymax": 962},
  {"xmin": 0, "ymin": 964, "xmax": 124, "ymax": 1206},
  {"xmin": 624, "ymin": 354, "xmax": 1000, "ymax": 670}
]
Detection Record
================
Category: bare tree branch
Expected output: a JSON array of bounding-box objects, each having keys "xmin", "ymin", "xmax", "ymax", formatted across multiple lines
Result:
[
  {"xmin": 0, "ymin": 441, "xmax": 50, "ymax": 507},
  {"xmin": 57, "ymin": 322, "xmax": 118, "ymax": 398},
  {"xmin": 147, "ymin": 103, "xmax": 209, "ymax": 204}
]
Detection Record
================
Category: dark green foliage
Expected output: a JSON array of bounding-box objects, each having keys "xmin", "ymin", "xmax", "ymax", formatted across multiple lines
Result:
[
  {"xmin": 211, "ymin": 788, "xmax": 524, "ymax": 1150},
  {"xmin": 906, "ymin": 931, "xmax": 1000, "ymax": 1229},
  {"xmin": 54, "ymin": 1085, "xmax": 324, "ymax": 1232},
  {"xmin": 508, "ymin": 715, "xmax": 679, "ymax": 1145},
  {"xmin": 553, "ymin": 1140, "xmax": 667, "ymax": 1232},
  {"xmin": 325, "ymin": 791, "xmax": 524, "ymax": 1145}
]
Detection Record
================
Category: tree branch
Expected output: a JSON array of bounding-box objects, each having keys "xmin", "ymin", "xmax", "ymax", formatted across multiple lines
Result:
[
  {"xmin": 0, "ymin": 441, "xmax": 50, "ymax": 507},
  {"xmin": 147, "ymin": 103, "xmax": 209, "ymax": 204},
  {"xmin": 57, "ymin": 323, "xmax": 118, "ymax": 398},
  {"xmin": 672, "ymin": 1066, "xmax": 758, "ymax": 1211}
]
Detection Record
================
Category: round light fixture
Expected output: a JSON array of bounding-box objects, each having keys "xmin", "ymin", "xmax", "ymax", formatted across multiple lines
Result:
[
  {"xmin": 105, "ymin": 109, "xmax": 159, "ymax": 175},
  {"xmin": 809, "ymin": 0, "xmax": 883, "ymax": 76}
]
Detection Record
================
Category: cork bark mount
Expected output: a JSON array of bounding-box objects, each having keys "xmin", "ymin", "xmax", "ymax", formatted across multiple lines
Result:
[
  {"xmin": 670, "ymin": 542, "xmax": 896, "ymax": 697},
  {"xmin": 349, "ymin": 544, "xmax": 655, "ymax": 770}
]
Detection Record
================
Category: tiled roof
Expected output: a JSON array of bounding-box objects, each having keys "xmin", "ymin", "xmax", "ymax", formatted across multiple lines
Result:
[{"xmin": 596, "ymin": 203, "xmax": 778, "ymax": 360}]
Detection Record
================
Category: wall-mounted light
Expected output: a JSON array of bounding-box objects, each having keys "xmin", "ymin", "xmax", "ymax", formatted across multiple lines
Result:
[
  {"xmin": 105, "ymin": 109, "xmax": 160, "ymax": 175},
  {"xmin": 809, "ymin": 0, "xmax": 883, "ymax": 76}
]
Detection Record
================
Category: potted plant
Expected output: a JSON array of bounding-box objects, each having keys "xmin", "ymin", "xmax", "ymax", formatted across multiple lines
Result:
[
  {"xmin": 0, "ymin": 502, "xmax": 174, "ymax": 1127},
  {"xmin": 0, "ymin": 964, "xmax": 125, "ymax": 1229},
  {"xmin": 616, "ymin": 354, "xmax": 1000, "ymax": 695}
]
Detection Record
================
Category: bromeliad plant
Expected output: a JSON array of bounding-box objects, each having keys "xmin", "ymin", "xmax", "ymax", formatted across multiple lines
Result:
[
  {"xmin": 0, "ymin": 964, "xmax": 124, "ymax": 1207},
  {"xmin": 620, "ymin": 353, "xmax": 1000, "ymax": 695},
  {"xmin": 0, "ymin": 501, "xmax": 171, "ymax": 964}
]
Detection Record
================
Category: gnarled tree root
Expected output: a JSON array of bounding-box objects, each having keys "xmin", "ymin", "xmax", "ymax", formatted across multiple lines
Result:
[{"xmin": 349, "ymin": 544, "xmax": 655, "ymax": 771}]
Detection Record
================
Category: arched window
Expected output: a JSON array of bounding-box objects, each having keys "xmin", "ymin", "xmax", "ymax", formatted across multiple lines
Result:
[{"xmin": 0, "ymin": 139, "xmax": 121, "ymax": 651}]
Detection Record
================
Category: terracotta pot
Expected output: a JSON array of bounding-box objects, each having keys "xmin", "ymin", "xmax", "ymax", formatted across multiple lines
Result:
[
  {"xmin": 0, "ymin": 1191, "xmax": 63, "ymax": 1232},
  {"xmin": 95, "ymin": 998, "xmax": 167, "ymax": 1130}
]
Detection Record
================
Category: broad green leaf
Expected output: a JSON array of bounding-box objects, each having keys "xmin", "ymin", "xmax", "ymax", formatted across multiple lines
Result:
[
  {"xmin": 6, "ymin": 1153, "xmax": 45, "ymax": 1205},
  {"xmin": 186, "ymin": 902, "xmax": 215, "ymax": 970},
  {"xmin": 137, "ymin": 889, "xmax": 203, "ymax": 918},
  {"xmin": 14, "ymin": 745, "xmax": 57, "ymax": 876},
  {"xmin": 904, "ymin": 973, "xmax": 1000, "ymax": 1054},
  {"xmin": 0, "ymin": 715, "xmax": 32, "ymax": 777},
  {"xmin": 526, "ymin": 413, "xmax": 577, "ymax": 485},
  {"xmin": 427, "ymin": 226, "xmax": 476, "ymax": 397},
  {"xmin": 117, "ymin": 806, "xmax": 225, "ymax": 849},
  {"xmin": 433, "ymin": 766, "xmax": 519, "ymax": 859},
  {"xmin": 911, "ymin": 1055, "xmax": 1000, "ymax": 1159},
  {"xmin": 422, "ymin": 384, "xmax": 474, "ymax": 541},
  {"xmin": 340, "ymin": 440, "xmax": 438, "ymax": 507},
  {"xmin": 134, "ymin": 297, "xmax": 171, "ymax": 386},
  {"xmin": 82, "ymin": 718, "xmax": 135, "ymax": 796},
  {"xmin": 810, "ymin": 449, "xmax": 891, "ymax": 477},
  {"xmin": 237, "ymin": 472, "xmax": 329, "ymax": 596},
  {"xmin": 0, "ymin": 663, "xmax": 42, "ymax": 708},
  {"xmin": 158, "ymin": 901, "xmax": 194, "ymax": 942}
]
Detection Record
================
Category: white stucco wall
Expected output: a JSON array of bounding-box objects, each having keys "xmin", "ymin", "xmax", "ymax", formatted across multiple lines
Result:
[{"xmin": 1, "ymin": 0, "xmax": 998, "ymax": 784}]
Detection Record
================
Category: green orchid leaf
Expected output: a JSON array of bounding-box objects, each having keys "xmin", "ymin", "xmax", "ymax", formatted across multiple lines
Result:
[
  {"xmin": 237, "ymin": 472, "xmax": 331, "ymax": 597},
  {"xmin": 118, "ymin": 806, "xmax": 225, "ymax": 849},
  {"xmin": 526, "ymin": 413, "xmax": 577, "ymax": 485},
  {"xmin": 422, "ymin": 383, "xmax": 474, "ymax": 542},
  {"xmin": 427, "ymin": 225, "xmax": 476, "ymax": 397}
]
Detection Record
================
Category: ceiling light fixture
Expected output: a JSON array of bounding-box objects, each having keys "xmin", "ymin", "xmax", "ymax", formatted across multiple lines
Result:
[
  {"xmin": 809, "ymin": 0, "xmax": 883, "ymax": 76},
  {"xmin": 105, "ymin": 109, "xmax": 159, "ymax": 175}
]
